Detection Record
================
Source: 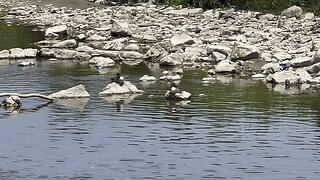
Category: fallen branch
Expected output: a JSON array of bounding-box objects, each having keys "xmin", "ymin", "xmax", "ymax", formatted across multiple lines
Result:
[{"xmin": 0, "ymin": 93, "xmax": 54, "ymax": 102}]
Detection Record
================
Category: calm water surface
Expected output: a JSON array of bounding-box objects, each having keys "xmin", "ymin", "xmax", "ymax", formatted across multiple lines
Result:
[{"xmin": 0, "ymin": 23, "xmax": 320, "ymax": 180}]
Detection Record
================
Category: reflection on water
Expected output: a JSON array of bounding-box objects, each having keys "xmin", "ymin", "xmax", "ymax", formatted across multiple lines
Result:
[
  {"xmin": 0, "ymin": 22, "xmax": 44, "ymax": 50},
  {"xmin": 0, "ymin": 60, "xmax": 320, "ymax": 179}
]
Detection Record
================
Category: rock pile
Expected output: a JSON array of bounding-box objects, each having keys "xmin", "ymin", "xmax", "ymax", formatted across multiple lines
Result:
[{"xmin": 0, "ymin": 1, "xmax": 319, "ymax": 90}]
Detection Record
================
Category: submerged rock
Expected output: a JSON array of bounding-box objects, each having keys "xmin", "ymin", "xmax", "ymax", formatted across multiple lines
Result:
[
  {"xmin": 139, "ymin": 75, "xmax": 156, "ymax": 81},
  {"xmin": 1, "ymin": 96, "xmax": 21, "ymax": 108},
  {"xmin": 49, "ymin": 84, "xmax": 90, "ymax": 99},
  {"xmin": 165, "ymin": 90, "xmax": 191, "ymax": 100}
]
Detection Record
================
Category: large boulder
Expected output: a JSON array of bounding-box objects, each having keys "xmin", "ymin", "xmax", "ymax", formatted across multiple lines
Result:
[
  {"xmin": 170, "ymin": 34, "xmax": 195, "ymax": 47},
  {"xmin": 98, "ymin": 81, "xmax": 143, "ymax": 96},
  {"xmin": 295, "ymin": 69, "xmax": 313, "ymax": 83},
  {"xmin": 290, "ymin": 56, "xmax": 317, "ymax": 68},
  {"xmin": 53, "ymin": 39, "xmax": 77, "ymax": 48},
  {"xmin": 103, "ymin": 38, "xmax": 127, "ymax": 51},
  {"xmin": 215, "ymin": 60, "xmax": 237, "ymax": 73},
  {"xmin": 144, "ymin": 44, "xmax": 168, "ymax": 60},
  {"xmin": 45, "ymin": 25, "xmax": 68, "ymax": 37},
  {"xmin": 110, "ymin": 21, "xmax": 132, "ymax": 37},
  {"xmin": 0, "ymin": 50, "xmax": 9, "ymax": 59},
  {"xmin": 230, "ymin": 42, "xmax": 260, "ymax": 61},
  {"xmin": 20, "ymin": 48, "xmax": 38, "ymax": 58},
  {"xmin": 206, "ymin": 45, "xmax": 231, "ymax": 56},
  {"xmin": 281, "ymin": 5, "xmax": 303, "ymax": 18},
  {"xmin": 306, "ymin": 62, "xmax": 320, "ymax": 74},
  {"xmin": 9, "ymin": 48, "xmax": 24, "ymax": 58},
  {"xmin": 267, "ymin": 70, "xmax": 300, "ymax": 84},
  {"xmin": 89, "ymin": 57, "xmax": 115, "ymax": 67},
  {"xmin": 49, "ymin": 84, "xmax": 90, "ymax": 99},
  {"xmin": 160, "ymin": 53, "xmax": 183, "ymax": 66}
]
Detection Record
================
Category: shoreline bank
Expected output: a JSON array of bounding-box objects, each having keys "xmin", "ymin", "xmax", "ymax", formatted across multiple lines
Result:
[{"xmin": 0, "ymin": 0, "xmax": 319, "ymax": 93}]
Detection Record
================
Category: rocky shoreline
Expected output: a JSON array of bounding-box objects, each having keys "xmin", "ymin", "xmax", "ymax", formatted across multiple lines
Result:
[{"xmin": 0, "ymin": 0, "xmax": 320, "ymax": 93}]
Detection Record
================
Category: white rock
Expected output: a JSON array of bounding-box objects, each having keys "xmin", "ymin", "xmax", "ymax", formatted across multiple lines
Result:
[
  {"xmin": 230, "ymin": 42, "xmax": 260, "ymax": 61},
  {"xmin": 170, "ymin": 34, "xmax": 195, "ymax": 47},
  {"xmin": 53, "ymin": 39, "xmax": 77, "ymax": 48},
  {"xmin": 206, "ymin": 45, "xmax": 231, "ymax": 56},
  {"xmin": 139, "ymin": 75, "xmax": 156, "ymax": 81},
  {"xmin": 87, "ymin": 34, "xmax": 107, "ymax": 41},
  {"xmin": 290, "ymin": 56, "xmax": 316, "ymax": 68},
  {"xmin": 9, "ymin": 48, "xmax": 24, "ymax": 58},
  {"xmin": 270, "ymin": 70, "xmax": 300, "ymax": 84},
  {"xmin": 99, "ymin": 81, "xmax": 143, "ymax": 96},
  {"xmin": 215, "ymin": 60, "xmax": 237, "ymax": 73},
  {"xmin": 21, "ymin": 48, "xmax": 38, "ymax": 58},
  {"xmin": 110, "ymin": 21, "xmax": 132, "ymax": 37},
  {"xmin": 252, "ymin": 74, "xmax": 266, "ymax": 78},
  {"xmin": 281, "ymin": 5, "xmax": 303, "ymax": 18},
  {"xmin": 45, "ymin": 25, "xmax": 68, "ymax": 37},
  {"xmin": 89, "ymin": 57, "xmax": 115, "ymax": 67},
  {"xmin": 0, "ymin": 50, "xmax": 10, "ymax": 59},
  {"xmin": 124, "ymin": 44, "xmax": 139, "ymax": 51},
  {"xmin": 160, "ymin": 53, "xmax": 183, "ymax": 66},
  {"xmin": 18, "ymin": 61, "xmax": 35, "ymax": 66},
  {"xmin": 295, "ymin": 69, "xmax": 313, "ymax": 83},
  {"xmin": 49, "ymin": 84, "xmax": 90, "ymax": 99}
]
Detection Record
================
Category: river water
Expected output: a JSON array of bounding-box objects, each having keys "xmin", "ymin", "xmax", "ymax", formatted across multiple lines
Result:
[{"xmin": 0, "ymin": 23, "xmax": 320, "ymax": 180}]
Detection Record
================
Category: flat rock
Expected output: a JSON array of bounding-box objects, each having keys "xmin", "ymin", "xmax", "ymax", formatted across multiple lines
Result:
[
  {"xmin": 269, "ymin": 70, "xmax": 300, "ymax": 84},
  {"xmin": 0, "ymin": 50, "xmax": 10, "ymax": 59},
  {"xmin": 290, "ymin": 56, "xmax": 316, "ymax": 68},
  {"xmin": 139, "ymin": 75, "xmax": 156, "ymax": 81},
  {"xmin": 49, "ymin": 84, "xmax": 90, "ymax": 99},
  {"xmin": 170, "ymin": 34, "xmax": 195, "ymax": 47},
  {"xmin": 45, "ymin": 25, "xmax": 68, "ymax": 37}
]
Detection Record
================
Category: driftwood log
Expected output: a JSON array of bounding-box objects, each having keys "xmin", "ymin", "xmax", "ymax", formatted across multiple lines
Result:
[{"xmin": 0, "ymin": 93, "xmax": 54, "ymax": 102}]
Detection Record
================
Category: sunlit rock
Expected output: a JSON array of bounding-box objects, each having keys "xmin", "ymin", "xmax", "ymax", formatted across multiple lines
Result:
[
  {"xmin": 86, "ymin": 34, "xmax": 107, "ymax": 41},
  {"xmin": 18, "ymin": 60, "xmax": 35, "ymax": 66},
  {"xmin": 139, "ymin": 75, "xmax": 156, "ymax": 81},
  {"xmin": 267, "ymin": 70, "xmax": 300, "ymax": 84},
  {"xmin": 99, "ymin": 81, "xmax": 144, "ymax": 96},
  {"xmin": 290, "ymin": 56, "xmax": 317, "ymax": 68},
  {"xmin": 110, "ymin": 20, "xmax": 132, "ymax": 37},
  {"xmin": 45, "ymin": 25, "xmax": 68, "ymax": 37},
  {"xmin": 281, "ymin": 5, "xmax": 303, "ymax": 18},
  {"xmin": 170, "ymin": 33, "xmax": 194, "ymax": 47},
  {"xmin": 160, "ymin": 53, "xmax": 183, "ymax": 66},
  {"xmin": 230, "ymin": 42, "xmax": 260, "ymax": 61},
  {"xmin": 53, "ymin": 39, "xmax": 77, "ymax": 48},
  {"xmin": 89, "ymin": 57, "xmax": 115, "ymax": 67},
  {"xmin": 215, "ymin": 60, "xmax": 237, "ymax": 73},
  {"xmin": 295, "ymin": 68, "xmax": 313, "ymax": 83},
  {"xmin": 0, "ymin": 50, "xmax": 9, "ymax": 59},
  {"xmin": 49, "ymin": 84, "xmax": 90, "ymax": 99}
]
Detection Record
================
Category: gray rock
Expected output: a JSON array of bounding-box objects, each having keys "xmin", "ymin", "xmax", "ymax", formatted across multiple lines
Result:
[
  {"xmin": 0, "ymin": 50, "xmax": 10, "ymax": 59},
  {"xmin": 215, "ymin": 60, "xmax": 237, "ymax": 73},
  {"xmin": 272, "ymin": 52, "xmax": 292, "ymax": 61},
  {"xmin": 261, "ymin": 63, "xmax": 281, "ymax": 74},
  {"xmin": 45, "ymin": 25, "xmax": 68, "ymax": 37},
  {"xmin": 268, "ymin": 70, "xmax": 300, "ymax": 84},
  {"xmin": 306, "ymin": 62, "xmax": 320, "ymax": 74},
  {"xmin": 103, "ymin": 38, "xmax": 127, "ymax": 51},
  {"xmin": 295, "ymin": 68, "xmax": 313, "ymax": 83},
  {"xmin": 170, "ymin": 34, "xmax": 195, "ymax": 47},
  {"xmin": 55, "ymin": 49, "xmax": 78, "ymax": 59},
  {"xmin": 76, "ymin": 46, "xmax": 95, "ymax": 54},
  {"xmin": 99, "ymin": 81, "xmax": 143, "ymax": 96},
  {"xmin": 18, "ymin": 60, "xmax": 35, "ymax": 66},
  {"xmin": 281, "ymin": 5, "xmax": 303, "ymax": 18},
  {"xmin": 140, "ymin": 35, "xmax": 157, "ymax": 43},
  {"xmin": 87, "ymin": 34, "xmax": 107, "ymax": 41},
  {"xmin": 124, "ymin": 44, "xmax": 139, "ymax": 51},
  {"xmin": 230, "ymin": 42, "xmax": 260, "ymax": 61},
  {"xmin": 121, "ymin": 51, "xmax": 144, "ymax": 60},
  {"xmin": 144, "ymin": 44, "xmax": 168, "ymax": 60},
  {"xmin": 160, "ymin": 53, "xmax": 183, "ymax": 66},
  {"xmin": 89, "ymin": 57, "xmax": 115, "ymax": 67},
  {"xmin": 110, "ymin": 21, "xmax": 132, "ymax": 37},
  {"xmin": 49, "ymin": 84, "xmax": 90, "ymax": 99},
  {"xmin": 290, "ymin": 56, "xmax": 317, "ymax": 68},
  {"xmin": 165, "ymin": 90, "xmax": 191, "ymax": 100},
  {"xmin": 206, "ymin": 45, "xmax": 231, "ymax": 56},
  {"xmin": 53, "ymin": 39, "xmax": 77, "ymax": 48}
]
